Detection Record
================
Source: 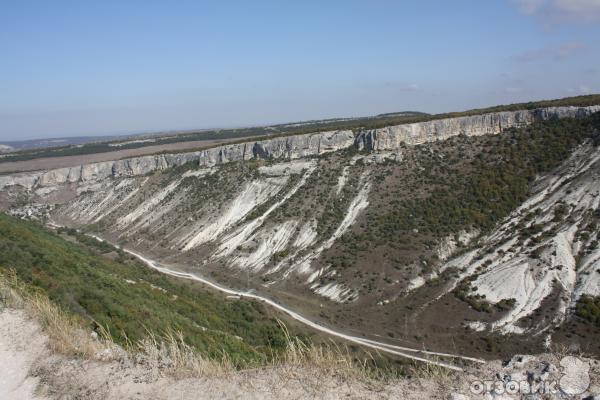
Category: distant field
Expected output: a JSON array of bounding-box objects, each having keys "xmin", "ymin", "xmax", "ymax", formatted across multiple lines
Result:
[
  {"xmin": 0, "ymin": 117, "xmax": 395, "ymax": 166},
  {"xmin": 0, "ymin": 137, "xmax": 258, "ymax": 174}
]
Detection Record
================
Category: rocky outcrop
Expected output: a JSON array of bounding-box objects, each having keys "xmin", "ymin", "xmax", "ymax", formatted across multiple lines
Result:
[
  {"xmin": 354, "ymin": 105, "xmax": 600, "ymax": 150},
  {"xmin": 0, "ymin": 130, "xmax": 355, "ymax": 190},
  {"xmin": 1, "ymin": 105, "xmax": 599, "ymax": 190}
]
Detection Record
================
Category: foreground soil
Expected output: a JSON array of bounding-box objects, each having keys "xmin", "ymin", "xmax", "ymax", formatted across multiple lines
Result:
[
  {"xmin": 2, "ymin": 307, "xmax": 600, "ymax": 400},
  {"xmin": 0, "ymin": 308, "xmax": 441, "ymax": 400},
  {"xmin": 0, "ymin": 309, "xmax": 48, "ymax": 400}
]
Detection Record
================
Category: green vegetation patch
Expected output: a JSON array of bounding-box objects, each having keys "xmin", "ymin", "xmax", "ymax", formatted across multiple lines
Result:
[
  {"xmin": 576, "ymin": 295, "xmax": 600, "ymax": 326},
  {"xmin": 0, "ymin": 213, "xmax": 289, "ymax": 367},
  {"xmin": 375, "ymin": 114, "xmax": 600, "ymax": 238},
  {"xmin": 349, "ymin": 113, "xmax": 600, "ymax": 251}
]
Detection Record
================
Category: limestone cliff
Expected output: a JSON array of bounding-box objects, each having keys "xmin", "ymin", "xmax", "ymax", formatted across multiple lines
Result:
[
  {"xmin": 0, "ymin": 130, "xmax": 355, "ymax": 190},
  {"xmin": 354, "ymin": 105, "xmax": 600, "ymax": 150},
  {"xmin": 1, "ymin": 105, "xmax": 599, "ymax": 190}
]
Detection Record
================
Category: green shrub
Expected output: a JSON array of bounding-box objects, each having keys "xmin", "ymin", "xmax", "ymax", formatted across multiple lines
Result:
[
  {"xmin": 0, "ymin": 213, "xmax": 290, "ymax": 368},
  {"xmin": 575, "ymin": 295, "xmax": 600, "ymax": 326}
]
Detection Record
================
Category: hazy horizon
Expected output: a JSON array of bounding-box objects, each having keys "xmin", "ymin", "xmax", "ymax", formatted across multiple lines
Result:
[
  {"xmin": 1, "ymin": 93, "xmax": 598, "ymax": 144},
  {"xmin": 2, "ymin": 0, "xmax": 600, "ymax": 141}
]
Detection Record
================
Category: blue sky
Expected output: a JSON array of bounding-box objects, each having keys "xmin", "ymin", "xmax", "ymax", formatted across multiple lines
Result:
[{"xmin": 1, "ymin": 0, "xmax": 599, "ymax": 140}]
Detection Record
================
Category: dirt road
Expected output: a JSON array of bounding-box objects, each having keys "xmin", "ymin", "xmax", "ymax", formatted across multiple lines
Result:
[{"xmin": 120, "ymin": 246, "xmax": 485, "ymax": 370}]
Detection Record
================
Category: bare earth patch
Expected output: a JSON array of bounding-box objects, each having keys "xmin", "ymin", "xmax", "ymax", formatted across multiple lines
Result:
[{"xmin": 0, "ymin": 309, "xmax": 48, "ymax": 400}]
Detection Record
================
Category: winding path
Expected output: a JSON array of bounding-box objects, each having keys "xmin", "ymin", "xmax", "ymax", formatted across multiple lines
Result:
[{"xmin": 116, "ymin": 245, "xmax": 485, "ymax": 371}]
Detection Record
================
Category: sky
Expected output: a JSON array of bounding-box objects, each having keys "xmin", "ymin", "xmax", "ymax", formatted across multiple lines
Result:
[{"xmin": 1, "ymin": 0, "xmax": 600, "ymax": 141}]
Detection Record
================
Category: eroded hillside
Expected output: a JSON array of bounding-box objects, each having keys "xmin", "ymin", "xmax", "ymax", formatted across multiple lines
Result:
[{"xmin": 2, "ymin": 105, "xmax": 600, "ymax": 359}]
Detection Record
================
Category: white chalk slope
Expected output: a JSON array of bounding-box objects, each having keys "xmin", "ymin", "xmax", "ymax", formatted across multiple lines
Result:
[
  {"xmin": 436, "ymin": 142, "xmax": 600, "ymax": 334},
  {"xmin": 53, "ymin": 158, "xmax": 377, "ymax": 303}
]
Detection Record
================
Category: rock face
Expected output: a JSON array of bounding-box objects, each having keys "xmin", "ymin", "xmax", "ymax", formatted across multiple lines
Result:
[
  {"xmin": 0, "ymin": 130, "xmax": 355, "ymax": 190},
  {"xmin": 1, "ymin": 105, "xmax": 599, "ymax": 190},
  {"xmin": 354, "ymin": 105, "xmax": 600, "ymax": 150}
]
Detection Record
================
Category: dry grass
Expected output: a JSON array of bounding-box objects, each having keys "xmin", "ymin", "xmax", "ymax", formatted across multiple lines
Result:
[
  {"xmin": 26, "ymin": 293, "xmax": 117, "ymax": 358},
  {"xmin": 0, "ymin": 268, "xmax": 26, "ymax": 308},
  {"xmin": 407, "ymin": 356, "xmax": 456, "ymax": 395},
  {"xmin": 133, "ymin": 319, "xmax": 396, "ymax": 383},
  {"xmin": 409, "ymin": 356, "xmax": 454, "ymax": 380},
  {"xmin": 274, "ymin": 321, "xmax": 368, "ymax": 379},
  {"xmin": 136, "ymin": 330, "xmax": 234, "ymax": 378}
]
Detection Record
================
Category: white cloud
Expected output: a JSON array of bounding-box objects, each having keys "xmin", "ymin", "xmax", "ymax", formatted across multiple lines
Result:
[
  {"xmin": 384, "ymin": 82, "xmax": 420, "ymax": 92},
  {"xmin": 400, "ymin": 83, "xmax": 420, "ymax": 92},
  {"xmin": 512, "ymin": 0, "xmax": 546, "ymax": 14},
  {"xmin": 505, "ymin": 87, "xmax": 524, "ymax": 93},
  {"xmin": 578, "ymin": 85, "xmax": 592, "ymax": 94},
  {"xmin": 567, "ymin": 85, "xmax": 593, "ymax": 94},
  {"xmin": 511, "ymin": 0, "xmax": 600, "ymax": 22},
  {"xmin": 555, "ymin": 0, "xmax": 600, "ymax": 20},
  {"xmin": 513, "ymin": 42, "xmax": 585, "ymax": 62},
  {"xmin": 556, "ymin": 42, "xmax": 586, "ymax": 58}
]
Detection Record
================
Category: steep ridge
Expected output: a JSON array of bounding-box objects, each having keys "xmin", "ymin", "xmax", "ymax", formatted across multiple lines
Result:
[
  {"xmin": 1, "ymin": 105, "xmax": 598, "ymax": 192},
  {"xmin": 355, "ymin": 105, "xmax": 600, "ymax": 150}
]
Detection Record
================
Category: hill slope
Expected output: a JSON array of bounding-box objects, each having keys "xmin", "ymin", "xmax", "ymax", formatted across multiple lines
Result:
[
  {"xmin": 1, "ymin": 101, "xmax": 600, "ymax": 360},
  {"xmin": 0, "ymin": 213, "xmax": 295, "ymax": 367}
]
